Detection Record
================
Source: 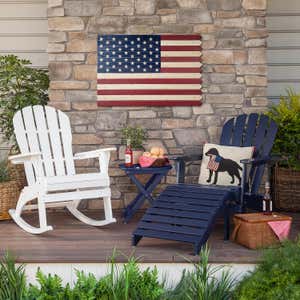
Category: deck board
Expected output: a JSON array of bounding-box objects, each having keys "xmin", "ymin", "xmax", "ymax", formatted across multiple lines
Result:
[{"xmin": 0, "ymin": 210, "xmax": 298, "ymax": 264}]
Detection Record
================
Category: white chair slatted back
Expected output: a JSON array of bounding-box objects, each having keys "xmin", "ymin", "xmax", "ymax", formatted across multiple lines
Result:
[{"xmin": 13, "ymin": 106, "xmax": 75, "ymax": 185}]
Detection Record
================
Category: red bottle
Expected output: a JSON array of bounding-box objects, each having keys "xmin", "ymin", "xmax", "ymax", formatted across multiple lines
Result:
[{"xmin": 125, "ymin": 139, "xmax": 133, "ymax": 167}]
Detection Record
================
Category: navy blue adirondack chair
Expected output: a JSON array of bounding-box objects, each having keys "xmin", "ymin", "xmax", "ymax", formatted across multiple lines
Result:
[{"xmin": 132, "ymin": 113, "xmax": 278, "ymax": 254}]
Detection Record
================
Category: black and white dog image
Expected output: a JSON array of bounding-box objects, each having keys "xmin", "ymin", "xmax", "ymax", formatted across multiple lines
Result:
[{"xmin": 205, "ymin": 148, "xmax": 242, "ymax": 185}]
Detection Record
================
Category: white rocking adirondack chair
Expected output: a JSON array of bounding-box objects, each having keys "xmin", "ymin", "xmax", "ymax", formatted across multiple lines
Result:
[{"xmin": 9, "ymin": 105, "xmax": 116, "ymax": 234}]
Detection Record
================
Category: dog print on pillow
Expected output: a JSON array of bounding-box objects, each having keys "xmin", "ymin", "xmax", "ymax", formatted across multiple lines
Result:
[{"xmin": 198, "ymin": 143, "xmax": 254, "ymax": 187}]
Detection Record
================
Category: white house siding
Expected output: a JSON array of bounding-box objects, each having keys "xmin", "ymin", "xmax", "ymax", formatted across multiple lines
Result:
[
  {"xmin": 0, "ymin": 0, "xmax": 47, "ymax": 157},
  {"xmin": 267, "ymin": 0, "xmax": 300, "ymax": 101}
]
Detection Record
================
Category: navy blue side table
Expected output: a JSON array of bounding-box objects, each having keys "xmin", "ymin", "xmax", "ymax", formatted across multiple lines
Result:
[{"xmin": 119, "ymin": 164, "xmax": 172, "ymax": 223}]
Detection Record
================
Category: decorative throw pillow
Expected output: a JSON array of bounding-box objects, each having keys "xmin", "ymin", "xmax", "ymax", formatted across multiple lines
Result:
[{"xmin": 198, "ymin": 143, "xmax": 254, "ymax": 187}]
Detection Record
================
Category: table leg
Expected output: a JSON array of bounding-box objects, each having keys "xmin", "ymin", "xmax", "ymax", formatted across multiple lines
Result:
[
  {"xmin": 131, "ymin": 174, "xmax": 157, "ymax": 204},
  {"xmin": 123, "ymin": 174, "xmax": 157, "ymax": 222},
  {"xmin": 123, "ymin": 173, "xmax": 166, "ymax": 223}
]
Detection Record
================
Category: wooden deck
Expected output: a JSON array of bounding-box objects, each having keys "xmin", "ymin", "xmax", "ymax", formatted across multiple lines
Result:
[{"xmin": 0, "ymin": 210, "xmax": 298, "ymax": 264}]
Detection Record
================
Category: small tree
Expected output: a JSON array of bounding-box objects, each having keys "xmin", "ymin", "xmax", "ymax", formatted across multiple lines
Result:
[{"xmin": 0, "ymin": 55, "xmax": 49, "ymax": 149}]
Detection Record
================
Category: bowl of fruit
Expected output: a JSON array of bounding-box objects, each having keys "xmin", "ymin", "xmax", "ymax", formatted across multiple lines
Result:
[{"xmin": 139, "ymin": 147, "xmax": 169, "ymax": 168}]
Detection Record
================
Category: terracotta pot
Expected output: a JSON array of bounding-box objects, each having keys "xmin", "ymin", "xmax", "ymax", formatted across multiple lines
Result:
[{"xmin": 132, "ymin": 150, "xmax": 143, "ymax": 164}]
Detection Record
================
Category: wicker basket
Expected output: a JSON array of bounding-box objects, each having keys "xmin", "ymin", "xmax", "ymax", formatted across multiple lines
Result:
[
  {"xmin": 151, "ymin": 157, "xmax": 170, "ymax": 167},
  {"xmin": 8, "ymin": 162, "xmax": 26, "ymax": 191},
  {"xmin": 0, "ymin": 180, "xmax": 19, "ymax": 220},
  {"xmin": 231, "ymin": 213, "xmax": 292, "ymax": 249},
  {"xmin": 7, "ymin": 148, "xmax": 27, "ymax": 191},
  {"xmin": 274, "ymin": 166, "xmax": 300, "ymax": 211}
]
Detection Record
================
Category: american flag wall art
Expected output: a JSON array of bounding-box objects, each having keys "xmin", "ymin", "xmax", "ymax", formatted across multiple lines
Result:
[{"xmin": 97, "ymin": 34, "xmax": 202, "ymax": 106}]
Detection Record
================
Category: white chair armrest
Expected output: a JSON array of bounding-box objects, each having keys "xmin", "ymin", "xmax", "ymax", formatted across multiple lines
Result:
[
  {"xmin": 74, "ymin": 147, "xmax": 116, "ymax": 160},
  {"xmin": 74, "ymin": 147, "xmax": 116, "ymax": 174},
  {"xmin": 9, "ymin": 152, "xmax": 42, "ymax": 164}
]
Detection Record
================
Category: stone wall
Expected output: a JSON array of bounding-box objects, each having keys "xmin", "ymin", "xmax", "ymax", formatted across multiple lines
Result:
[{"xmin": 47, "ymin": 0, "xmax": 268, "ymax": 208}]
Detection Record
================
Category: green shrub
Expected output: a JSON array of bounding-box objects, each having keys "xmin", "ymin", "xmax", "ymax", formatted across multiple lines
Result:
[
  {"xmin": 234, "ymin": 238, "xmax": 300, "ymax": 300},
  {"xmin": 26, "ymin": 269, "xmax": 73, "ymax": 300},
  {"xmin": 107, "ymin": 255, "xmax": 165, "ymax": 300},
  {"xmin": 0, "ymin": 55, "xmax": 49, "ymax": 149},
  {"xmin": 72, "ymin": 270, "xmax": 111, "ymax": 299},
  {"xmin": 0, "ymin": 248, "xmax": 235, "ymax": 300},
  {"xmin": 0, "ymin": 160, "xmax": 10, "ymax": 182},
  {"xmin": 0, "ymin": 253, "xmax": 27, "ymax": 300},
  {"xmin": 167, "ymin": 246, "xmax": 235, "ymax": 300},
  {"xmin": 267, "ymin": 88, "xmax": 300, "ymax": 170}
]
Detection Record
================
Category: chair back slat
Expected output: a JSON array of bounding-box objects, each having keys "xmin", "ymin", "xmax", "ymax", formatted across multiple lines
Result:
[
  {"xmin": 261, "ymin": 120, "xmax": 278, "ymax": 156},
  {"xmin": 45, "ymin": 107, "xmax": 67, "ymax": 176},
  {"xmin": 243, "ymin": 113, "xmax": 259, "ymax": 146},
  {"xmin": 252, "ymin": 114, "xmax": 269, "ymax": 153},
  {"xmin": 57, "ymin": 110, "xmax": 75, "ymax": 175},
  {"xmin": 250, "ymin": 120, "xmax": 278, "ymax": 193},
  {"xmin": 232, "ymin": 114, "xmax": 247, "ymax": 146},
  {"xmin": 13, "ymin": 106, "xmax": 75, "ymax": 185},
  {"xmin": 21, "ymin": 107, "xmax": 45, "ymax": 178},
  {"xmin": 220, "ymin": 118, "xmax": 234, "ymax": 145},
  {"xmin": 32, "ymin": 106, "xmax": 55, "ymax": 177},
  {"xmin": 13, "ymin": 110, "xmax": 36, "ymax": 185}
]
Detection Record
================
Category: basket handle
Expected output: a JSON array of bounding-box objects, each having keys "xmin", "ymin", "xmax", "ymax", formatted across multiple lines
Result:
[{"xmin": 231, "ymin": 221, "xmax": 241, "ymax": 241}]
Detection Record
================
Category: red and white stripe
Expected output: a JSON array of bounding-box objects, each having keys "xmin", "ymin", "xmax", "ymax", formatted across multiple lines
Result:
[
  {"xmin": 97, "ymin": 35, "xmax": 202, "ymax": 106},
  {"xmin": 207, "ymin": 156, "xmax": 220, "ymax": 172}
]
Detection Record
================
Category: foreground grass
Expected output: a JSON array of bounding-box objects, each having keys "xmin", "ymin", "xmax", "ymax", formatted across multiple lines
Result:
[{"xmin": 0, "ymin": 246, "xmax": 236, "ymax": 300}]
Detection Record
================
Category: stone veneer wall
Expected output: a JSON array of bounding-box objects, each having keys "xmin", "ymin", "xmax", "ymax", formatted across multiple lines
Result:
[{"xmin": 47, "ymin": 0, "xmax": 268, "ymax": 208}]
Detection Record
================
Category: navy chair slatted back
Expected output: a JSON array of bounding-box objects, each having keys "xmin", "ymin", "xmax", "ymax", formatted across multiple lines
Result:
[{"xmin": 219, "ymin": 113, "xmax": 278, "ymax": 195}]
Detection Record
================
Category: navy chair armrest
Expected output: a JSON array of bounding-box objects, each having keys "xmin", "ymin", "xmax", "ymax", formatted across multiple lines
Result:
[
  {"xmin": 239, "ymin": 154, "xmax": 281, "ymax": 212},
  {"xmin": 240, "ymin": 156, "xmax": 270, "ymax": 166},
  {"xmin": 169, "ymin": 154, "xmax": 203, "ymax": 162},
  {"xmin": 169, "ymin": 154, "xmax": 203, "ymax": 184},
  {"xmin": 240, "ymin": 154, "xmax": 281, "ymax": 166}
]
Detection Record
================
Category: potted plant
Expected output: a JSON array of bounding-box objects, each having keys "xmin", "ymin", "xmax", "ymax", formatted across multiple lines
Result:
[
  {"xmin": 267, "ymin": 88, "xmax": 300, "ymax": 211},
  {"xmin": 121, "ymin": 126, "xmax": 147, "ymax": 164},
  {"xmin": 0, "ymin": 160, "xmax": 18, "ymax": 220},
  {"xmin": 0, "ymin": 55, "xmax": 49, "ymax": 189}
]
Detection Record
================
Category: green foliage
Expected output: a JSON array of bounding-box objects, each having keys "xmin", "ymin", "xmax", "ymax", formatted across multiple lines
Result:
[
  {"xmin": 234, "ymin": 238, "xmax": 300, "ymax": 300},
  {"xmin": 0, "ymin": 160, "xmax": 10, "ymax": 182},
  {"xmin": 167, "ymin": 246, "xmax": 235, "ymax": 300},
  {"xmin": 108, "ymin": 255, "xmax": 165, "ymax": 300},
  {"xmin": 121, "ymin": 126, "xmax": 148, "ymax": 149},
  {"xmin": 26, "ymin": 269, "xmax": 73, "ymax": 300},
  {"xmin": 0, "ymin": 248, "xmax": 236, "ymax": 300},
  {"xmin": 0, "ymin": 252, "xmax": 27, "ymax": 300},
  {"xmin": 0, "ymin": 55, "xmax": 49, "ymax": 148},
  {"xmin": 267, "ymin": 88, "xmax": 300, "ymax": 170},
  {"xmin": 72, "ymin": 271, "xmax": 111, "ymax": 299}
]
